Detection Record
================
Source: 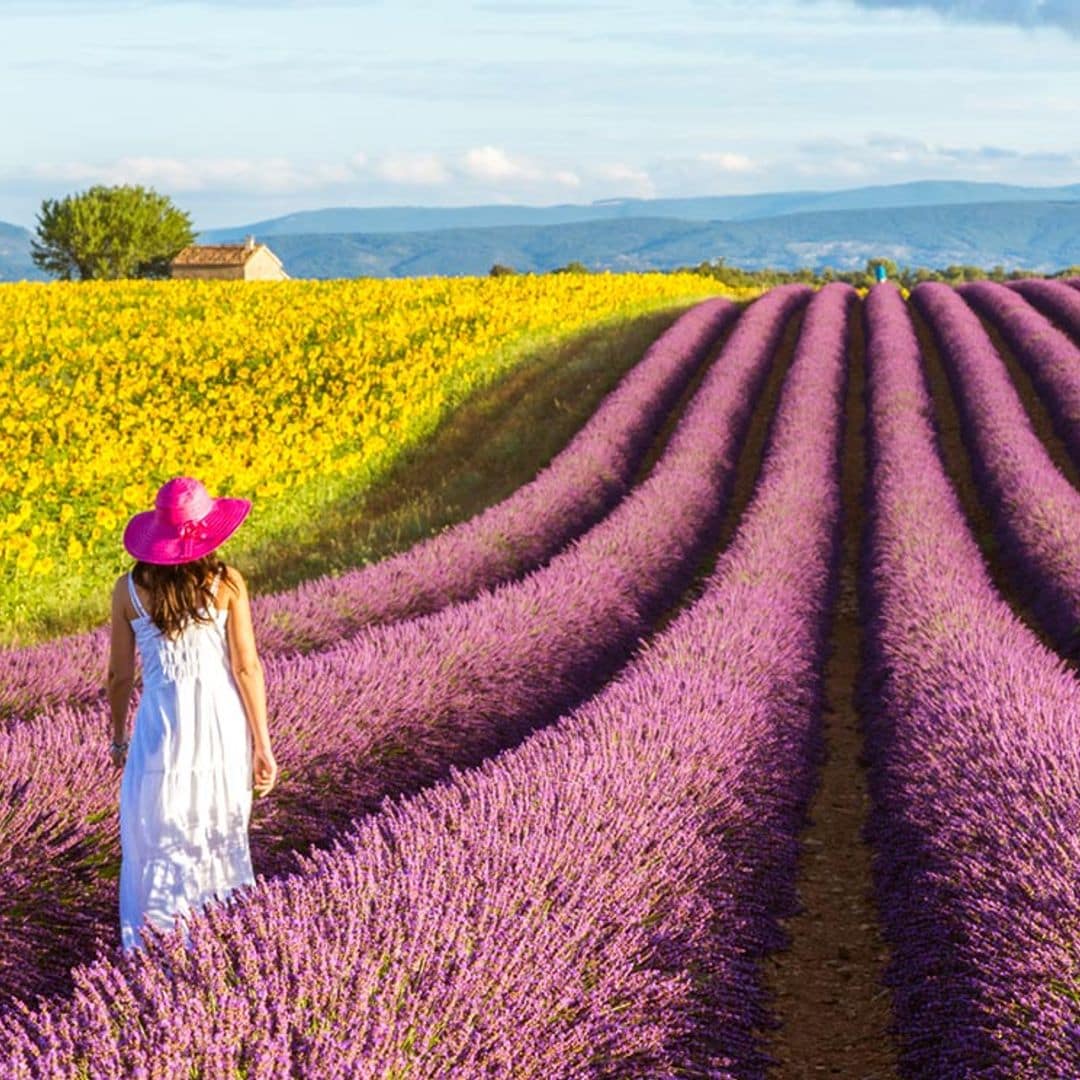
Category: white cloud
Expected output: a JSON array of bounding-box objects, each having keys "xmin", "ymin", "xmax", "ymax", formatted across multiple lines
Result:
[
  {"xmin": 20, "ymin": 136, "xmax": 1079, "ymax": 216},
  {"xmin": 775, "ymin": 133, "xmax": 1080, "ymax": 188},
  {"xmin": 793, "ymin": 157, "xmax": 873, "ymax": 178},
  {"xmin": 697, "ymin": 152, "xmax": 756, "ymax": 174},
  {"xmin": 459, "ymin": 145, "xmax": 589, "ymax": 191},
  {"xmin": 31, "ymin": 155, "xmax": 362, "ymax": 194},
  {"xmin": 20, "ymin": 146, "xmax": 612, "ymax": 209},
  {"xmin": 794, "ymin": 132, "xmax": 1071, "ymax": 176},
  {"xmin": 462, "ymin": 145, "xmax": 541, "ymax": 183},
  {"xmin": 593, "ymin": 162, "xmax": 656, "ymax": 198},
  {"xmin": 373, "ymin": 152, "xmax": 450, "ymax": 186}
]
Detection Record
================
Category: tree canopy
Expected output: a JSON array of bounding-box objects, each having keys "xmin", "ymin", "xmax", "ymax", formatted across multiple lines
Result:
[
  {"xmin": 679, "ymin": 256, "xmax": 1054, "ymax": 290},
  {"xmin": 31, "ymin": 184, "xmax": 196, "ymax": 281}
]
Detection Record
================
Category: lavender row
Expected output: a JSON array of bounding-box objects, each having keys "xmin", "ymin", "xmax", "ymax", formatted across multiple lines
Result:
[
  {"xmin": 958, "ymin": 279, "xmax": 1080, "ymax": 465},
  {"xmin": 0, "ymin": 297, "xmax": 737, "ymax": 725},
  {"xmin": 1007, "ymin": 277, "xmax": 1080, "ymax": 343},
  {"xmin": 912, "ymin": 281, "xmax": 1080, "ymax": 654},
  {"xmin": 0, "ymin": 286, "xmax": 811, "ymax": 1010},
  {"xmin": 0, "ymin": 283, "xmax": 852, "ymax": 1080},
  {"xmin": 861, "ymin": 282, "xmax": 1080, "ymax": 1075}
]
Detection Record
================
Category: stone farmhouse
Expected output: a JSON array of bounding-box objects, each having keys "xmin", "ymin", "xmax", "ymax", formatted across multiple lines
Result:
[{"xmin": 170, "ymin": 236, "xmax": 289, "ymax": 280}]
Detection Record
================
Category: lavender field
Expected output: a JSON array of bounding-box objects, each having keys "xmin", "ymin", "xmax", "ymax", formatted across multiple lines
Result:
[{"xmin": 3, "ymin": 280, "xmax": 1080, "ymax": 1078}]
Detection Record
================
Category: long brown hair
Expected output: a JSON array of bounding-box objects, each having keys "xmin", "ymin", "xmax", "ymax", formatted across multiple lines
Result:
[{"xmin": 131, "ymin": 552, "xmax": 228, "ymax": 639}]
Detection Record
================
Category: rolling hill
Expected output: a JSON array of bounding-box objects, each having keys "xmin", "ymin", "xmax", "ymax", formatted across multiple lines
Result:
[
  {"xmin": 220, "ymin": 199, "xmax": 1080, "ymax": 278},
  {"xmin": 1, "ymin": 181, "xmax": 1078, "ymax": 280},
  {"xmin": 200, "ymin": 180, "xmax": 1080, "ymax": 239},
  {"xmin": 0, "ymin": 222, "xmax": 43, "ymax": 281}
]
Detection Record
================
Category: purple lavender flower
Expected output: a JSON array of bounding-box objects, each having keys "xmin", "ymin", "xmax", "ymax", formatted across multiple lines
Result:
[
  {"xmin": 0, "ymin": 288, "xmax": 811, "ymax": 1009},
  {"xmin": 0, "ymin": 297, "xmax": 738, "ymax": 726},
  {"xmin": 1006, "ymin": 277, "xmax": 1080, "ymax": 344},
  {"xmin": 913, "ymin": 281, "xmax": 1080, "ymax": 653},
  {"xmin": 0, "ymin": 284, "xmax": 853, "ymax": 1080},
  {"xmin": 959, "ymin": 279, "xmax": 1080, "ymax": 464},
  {"xmin": 862, "ymin": 281, "xmax": 1080, "ymax": 1077}
]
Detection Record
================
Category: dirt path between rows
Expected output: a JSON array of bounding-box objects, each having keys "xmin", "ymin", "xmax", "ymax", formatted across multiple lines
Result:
[
  {"xmin": 761, "ymin": 298, "xmax": 900, "ymax": 1078},
  {"xmin": 911, "ymin": 305, "xmax": 1074, "ymax": 665},
  {"xmin": 974, "ymin": 311, "xmax": 1080, "ymax": 490},
  {"xmin": 650, "ymin": 302, "xmax": 807, "ymax": 640}
]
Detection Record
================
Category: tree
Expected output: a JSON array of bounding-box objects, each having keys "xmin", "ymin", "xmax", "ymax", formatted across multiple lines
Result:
[
  {"xmin": 31, "ymin": 184, "xmax": 196, "ymax": 280},
  {"xmin": 865, "ymin": 257, "xmax": 899, "ymax": 283}
]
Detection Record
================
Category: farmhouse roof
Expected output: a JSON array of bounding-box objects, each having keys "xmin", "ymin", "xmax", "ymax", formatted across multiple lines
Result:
[{"xmin": 171, "ymin": 236, "xmax": 284, "ymax": 269}]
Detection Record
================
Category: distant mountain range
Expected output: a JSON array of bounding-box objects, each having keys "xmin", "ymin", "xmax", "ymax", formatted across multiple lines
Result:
[
  {"xmin": 3, "ymin": 180, "xmax": 1079, "ymax": 281},
  {"xmin": 200, "ymin": 180, "xmax": 1080, "ymax": 239},
  {"xmin": 0, "ymin": 221, "xmax": 39, "ymax": 281}
]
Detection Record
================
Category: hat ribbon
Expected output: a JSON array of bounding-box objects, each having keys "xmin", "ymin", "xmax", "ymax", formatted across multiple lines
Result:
[{"xmin": 177, "ymin": 517, "xmax": 210, "ymax": 542}]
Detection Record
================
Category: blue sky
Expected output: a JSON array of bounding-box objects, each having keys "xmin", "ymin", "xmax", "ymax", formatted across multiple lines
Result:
[{"xmin": 1, "ymin": 0, "xmax": 1076, "ymax": 228}]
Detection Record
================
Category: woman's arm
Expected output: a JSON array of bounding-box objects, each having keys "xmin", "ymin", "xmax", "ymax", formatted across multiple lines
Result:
[
  {"xmin": 223, "ymin": 567, "xmax": 272, "ymax": 755},
  {"xmin": 106, "ymin": 577, "xmax": 136, "ymax": 753}
]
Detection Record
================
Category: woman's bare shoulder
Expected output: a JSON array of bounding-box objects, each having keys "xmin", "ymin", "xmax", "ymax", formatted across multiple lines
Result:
[
  {"xmin": 218, "ymin": 564, "xmax": 249, "ymax": 597},
  {"xmin": 112, "ymin": 571, "xmax": 133, "ymax": 602},
  {"xmin": 112, "ymin": 572, "xmax": 136, "ymax": 620}
]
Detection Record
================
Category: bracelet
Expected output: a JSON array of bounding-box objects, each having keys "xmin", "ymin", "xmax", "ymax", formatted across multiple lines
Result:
[{"xmin": 110, "ymin": 739, "xmax": 129, "ymax": 753}]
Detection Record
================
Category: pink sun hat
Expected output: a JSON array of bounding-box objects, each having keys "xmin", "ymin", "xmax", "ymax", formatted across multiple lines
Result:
[{"xmin": 123, "ymin": 477, "xmax": 251, "ymax": 565}]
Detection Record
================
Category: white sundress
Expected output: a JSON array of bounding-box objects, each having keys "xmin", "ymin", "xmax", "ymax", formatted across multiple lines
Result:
[{"xmin": 119, "ymin": 568, "xmax": 255, "ymax": 952}]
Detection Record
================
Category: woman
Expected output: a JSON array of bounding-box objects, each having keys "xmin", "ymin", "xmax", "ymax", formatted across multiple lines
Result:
[{"xmin": 106, "ymin": 476, "xmax": 278, "ymax": 952}]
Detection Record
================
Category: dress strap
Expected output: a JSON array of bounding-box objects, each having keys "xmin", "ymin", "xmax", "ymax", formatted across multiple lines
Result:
[
  {"xmin": 127, "ymin": 571, "xmax": 150, "ymax": 620},
  {"xmin": 209, "ymin": 567, "xmax": 223, "ymax": 598}
]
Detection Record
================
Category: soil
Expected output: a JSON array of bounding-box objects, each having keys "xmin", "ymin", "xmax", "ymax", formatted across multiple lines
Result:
[
  {"xmin": 760, "ymin": 298, "xmax": 900, "ymax": 1078},
  {"xmin": 652, "ymin": 300, "xmax": 807, "ymax": 637},
  {"xmin": 912, "ymin": 304, "xmax": 1074, "ymax": 663},
  {"xmin": 976, "ymin": 311, "xmax": 1080, "ymax": 489},
  {"xmin": 759, "ymin": 293, "xmax": 1080, "ymax": 1077},
  {"xmin": 22, "ymin": 291, "xmax": 1074, "ymax": 1064}
]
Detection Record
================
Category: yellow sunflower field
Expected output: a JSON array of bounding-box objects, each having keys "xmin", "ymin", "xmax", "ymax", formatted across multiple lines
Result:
[{"xmin": 0, "ymin": 271, "xmax": 752, "ymax": 643}]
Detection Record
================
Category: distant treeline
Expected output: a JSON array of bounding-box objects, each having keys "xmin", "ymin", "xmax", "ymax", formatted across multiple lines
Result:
[
  {"xmin": 490, "ymin": 258, "xmax": 1080, "ymax": 288},
  {"xmin": 675, "ymin": 257, "xmax": 1080, "ymax": 289}
]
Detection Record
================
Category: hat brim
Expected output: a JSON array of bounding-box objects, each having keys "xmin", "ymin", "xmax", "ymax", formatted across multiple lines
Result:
[{"xmin": 123, "ymin": 497, "xmax": 252, "ymax": 565}]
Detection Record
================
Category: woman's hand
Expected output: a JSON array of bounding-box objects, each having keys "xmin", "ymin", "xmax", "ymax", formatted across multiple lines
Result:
[{"xmin": 253, "ymin": 745, "xmax": 279, "ymax": 797}]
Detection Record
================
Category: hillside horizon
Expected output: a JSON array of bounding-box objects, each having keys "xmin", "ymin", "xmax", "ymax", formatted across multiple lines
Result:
[
  {"xmin": 198, "ymin": 179, "xmax": 1080, "ymax": 239},
  {"xmin": 3, "ymin": 179, "xmax": 1079, "ymax": 281}
]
